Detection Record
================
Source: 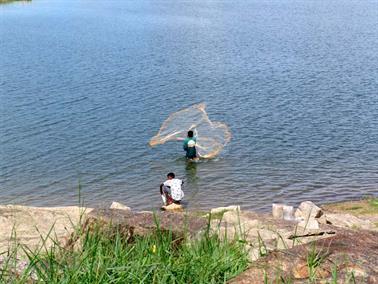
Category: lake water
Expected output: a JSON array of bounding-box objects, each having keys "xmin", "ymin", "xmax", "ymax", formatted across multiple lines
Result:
[{"xmin": 1, "ymin": 0, "xmax": 377, "ymax": 211}]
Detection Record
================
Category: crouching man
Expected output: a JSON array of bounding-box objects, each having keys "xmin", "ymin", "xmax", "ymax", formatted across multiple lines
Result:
[{"xmin": 160, "ymin": 172, "xmax": 184, "ymax": 210}]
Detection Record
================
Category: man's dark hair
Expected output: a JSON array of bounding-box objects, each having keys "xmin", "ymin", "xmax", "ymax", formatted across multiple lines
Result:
[
  {"xmin": 188, "ymin": 130, "xmax": 194, "ymax": 138},
  {"xmin": 167, "ymin": 172, "xmax": 175, "ymax": 179}
]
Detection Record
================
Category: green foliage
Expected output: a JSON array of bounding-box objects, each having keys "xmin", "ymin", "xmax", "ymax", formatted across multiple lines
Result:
[
  {"xmin": 323, "ymin": 197, "xmax": 378, "ymax": 215},
  {"xmin": 369, "ymin": 198, "xmax": 378, "ymax": 208},
  {"xmin": 0, "ymin": 0, "xmax": 31, "ymax": 4},
  {"xmin": 1, "ymin": 219, "xmax": 249, "ymax": 284},
  {"xmin": 257, "ymin": 232, "xmax": 267, "ymax": 257},
  {"xmin": 331, "ymin": 263, "xmax": 338, "ymax": 284},
  {"xmin": 306, "ymin": 242, "xmax": 328, "ymax": 283},
  {"xmin": 345, "ymin": 271, "xmax": 356, "ymax": 284}
]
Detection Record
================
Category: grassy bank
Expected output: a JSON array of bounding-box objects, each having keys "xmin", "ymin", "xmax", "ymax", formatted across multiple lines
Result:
[
  {"xmin": 1, "ymin": 198, "xmax": 377, "ymax": 283},
  {"xmin": 0, "ymin": 0, "xmax": 31, "ymax": 4},
  {"xmin": 0, "ymin": 217, "xmax": 249, "ymax": 283},
  {"xmin": 322, "ymin": 197, "xmax": 378, "ymax": 215}
]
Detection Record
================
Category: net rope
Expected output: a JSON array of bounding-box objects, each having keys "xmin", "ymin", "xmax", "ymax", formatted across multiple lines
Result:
[{"xmin": 149, "ymin": 103, "xmax": 231, "ymax": 158}]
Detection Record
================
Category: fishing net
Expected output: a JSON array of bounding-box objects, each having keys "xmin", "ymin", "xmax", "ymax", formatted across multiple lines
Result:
[{"xmin": 149, "ymin": 103, "xmax": 231, "ymax": 158}]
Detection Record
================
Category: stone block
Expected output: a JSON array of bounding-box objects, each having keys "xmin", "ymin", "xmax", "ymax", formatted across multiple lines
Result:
[
  {"xmin": 283, "ymin": 205, "xmax": 294, "ymax": 221},
  {"xmin": 110, "ymin": 202, "xmax": 131, "ymax": 211},
  {"xmin": 298, "ymin": 218, "xmax": 319, "ymax": 230},
  {"xmin": 297, "ymin": 201, "xmax": 323, "ymax": 219},
  {"xmin": 210, "ymin": 205, "xmax": 240, "ymax": 215},
  {"xmin": 325, "ymin": 213, "xmax": 374, "ymax": 230},
  {"xmin": 272, "ymin": 203, "xmax": 284, "ymax": 219}
]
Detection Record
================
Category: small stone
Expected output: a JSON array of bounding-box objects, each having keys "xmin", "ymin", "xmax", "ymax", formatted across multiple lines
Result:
[
  {"xmin": 210, "ymin": 205, "xmax": 240, "ymax": 215},
  {"xmin": 317, "ymin": 215, "xmax": 328, "ymax": 225},
  {"xmin": 139, "ymin": 211, "xmax": 153, "ymax": 214},
  {"xmin": 283, "ymin": 205, "xmax": 294, "ymax": 221},
  {"xmin": 110, "ymin": 202, "xmax": 131, "ymax": 211},
  {"xmin": 276, "ymin": 236, "xmax": 293, "ymax": 250},
  {"xmin": 344, "ymin": 264, "xmax": 367, "ymax": 277},
  {"xmin": 298, "ymin": 201, "xmax": 323, "ymax": 219},
  {"xmin": 293, "ymin": 263, "xmax": 309, "ymax": 279},
  {"xmin": 222, "ymin": 211, "xmax": 259, "ymax": 228},
  {"xmin": 245, "ymin": 228, "xmax": 277, "ymax": 244},
  {"xmin": 298, "ymin": 218, "xmax": 319, "ymax": 230},
  {"xmin": 294, "ymin": 211, "xmax": 304, "ymax": 222},
  {"xmin": 161, "ymin": 203, "xmax": 183, "ymax": 211},
  {"xmin": 294, "ymin": 208, "xmax": 303, "ymax": 219},
  {"xmin": 325, "ymin": 213, "xmax": 374, "ymax": 230},
  {"xmin": 272, "ymin": 204, "xmax": 284, "ymax": 219},
  {"xmin": 315, "ymin": 267, "xmax": 330, "ymax": 279},
  {"xmin": 246, "ymin": 246, "xmax": 260, "ymax": 261}
]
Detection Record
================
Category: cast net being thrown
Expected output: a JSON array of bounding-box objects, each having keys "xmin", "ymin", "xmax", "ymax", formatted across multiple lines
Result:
[{"xmin": 149, "ymin": 103, "xmax": 231, "ymax": 159}]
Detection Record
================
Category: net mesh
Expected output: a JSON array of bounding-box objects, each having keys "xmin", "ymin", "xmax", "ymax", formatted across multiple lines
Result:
[{"xmin": 149, "ymin": 103, "xmax": 231, "ymax": 158}]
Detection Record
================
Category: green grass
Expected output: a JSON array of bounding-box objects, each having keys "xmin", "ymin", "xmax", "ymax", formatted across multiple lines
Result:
[
  {"xmin": 369, "ymin": 198, "xmax": 378, "ymax": 209},
  {"xmin": 323, "ymin": 197, "xmax": 378, "ymax": 215},
  {"xmin": 306, "ymin": 242, "xmax": 329, "ymax": 283},
  {"xmin": 1, "ymin": 217, "xmax": 249, "ymax": 284},
  {"xmin": 0, "ymin": 0, "xmax": 31, "ymax": 4}
]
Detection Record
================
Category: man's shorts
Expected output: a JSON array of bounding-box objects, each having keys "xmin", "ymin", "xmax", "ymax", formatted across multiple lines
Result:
[
  {"xmin": 163, "ymin": 185, "xmax": 171, "ymax": 195},
  {"xmin": 163, "ymin": 186, "xmax": 180, "ymax": 204},
  {"xmin": 186, "ymin": 147, "xmax": 197, "ymax": 159}
]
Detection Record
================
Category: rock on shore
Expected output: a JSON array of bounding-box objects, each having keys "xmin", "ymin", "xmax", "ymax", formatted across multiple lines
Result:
[{"xmin": 0, "ymin": 205, "xmax": 92, "ymax": 253}]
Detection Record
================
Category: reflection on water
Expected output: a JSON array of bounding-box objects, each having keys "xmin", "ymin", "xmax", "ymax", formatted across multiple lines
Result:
[
  {"xmin": 183, "ymin": 160, "xmax": 200, "ymax": 209},
  {"xmin": 185, "ymin": 161, "xmax": 198, "ymax": 184}
]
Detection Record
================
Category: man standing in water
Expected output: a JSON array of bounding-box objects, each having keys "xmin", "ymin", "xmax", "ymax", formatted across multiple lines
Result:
[{"xmin": 183, "ymin": 130, "xmax": 198, "ymax": 160}]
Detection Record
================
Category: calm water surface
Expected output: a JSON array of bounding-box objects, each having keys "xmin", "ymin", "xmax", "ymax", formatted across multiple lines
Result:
[{"xmin": 1, "ymin": 0, "xmax": 377, "ymax": 211}]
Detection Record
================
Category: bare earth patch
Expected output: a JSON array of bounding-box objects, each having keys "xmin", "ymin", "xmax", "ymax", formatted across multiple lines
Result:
[{"xmin": 228, "ymin": 229, "xmax": 378, "ymax": 283}]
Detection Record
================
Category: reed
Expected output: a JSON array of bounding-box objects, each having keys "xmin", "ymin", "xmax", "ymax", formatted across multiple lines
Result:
[
  {"xmin": 1, "ymin": 215, "xmax": 249, "ymax": 283},
  {"xmin": 0, "ymin": 0, "xmax": 31, "ymax": 4}
]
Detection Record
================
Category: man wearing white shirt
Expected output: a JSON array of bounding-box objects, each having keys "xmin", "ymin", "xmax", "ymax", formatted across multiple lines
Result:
[{"xmin": 160, "ymin": 172, "xmax": 184, "ymax": 206}]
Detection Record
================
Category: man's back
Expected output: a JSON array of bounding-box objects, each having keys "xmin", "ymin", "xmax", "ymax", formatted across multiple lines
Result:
[
  {"xmin": 163, "ymin": 178, "xmax": 184, "ymax": 201},
  {"xmin": 183, "ymin": 137, "xmax": 197, "ymax": 159}
]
